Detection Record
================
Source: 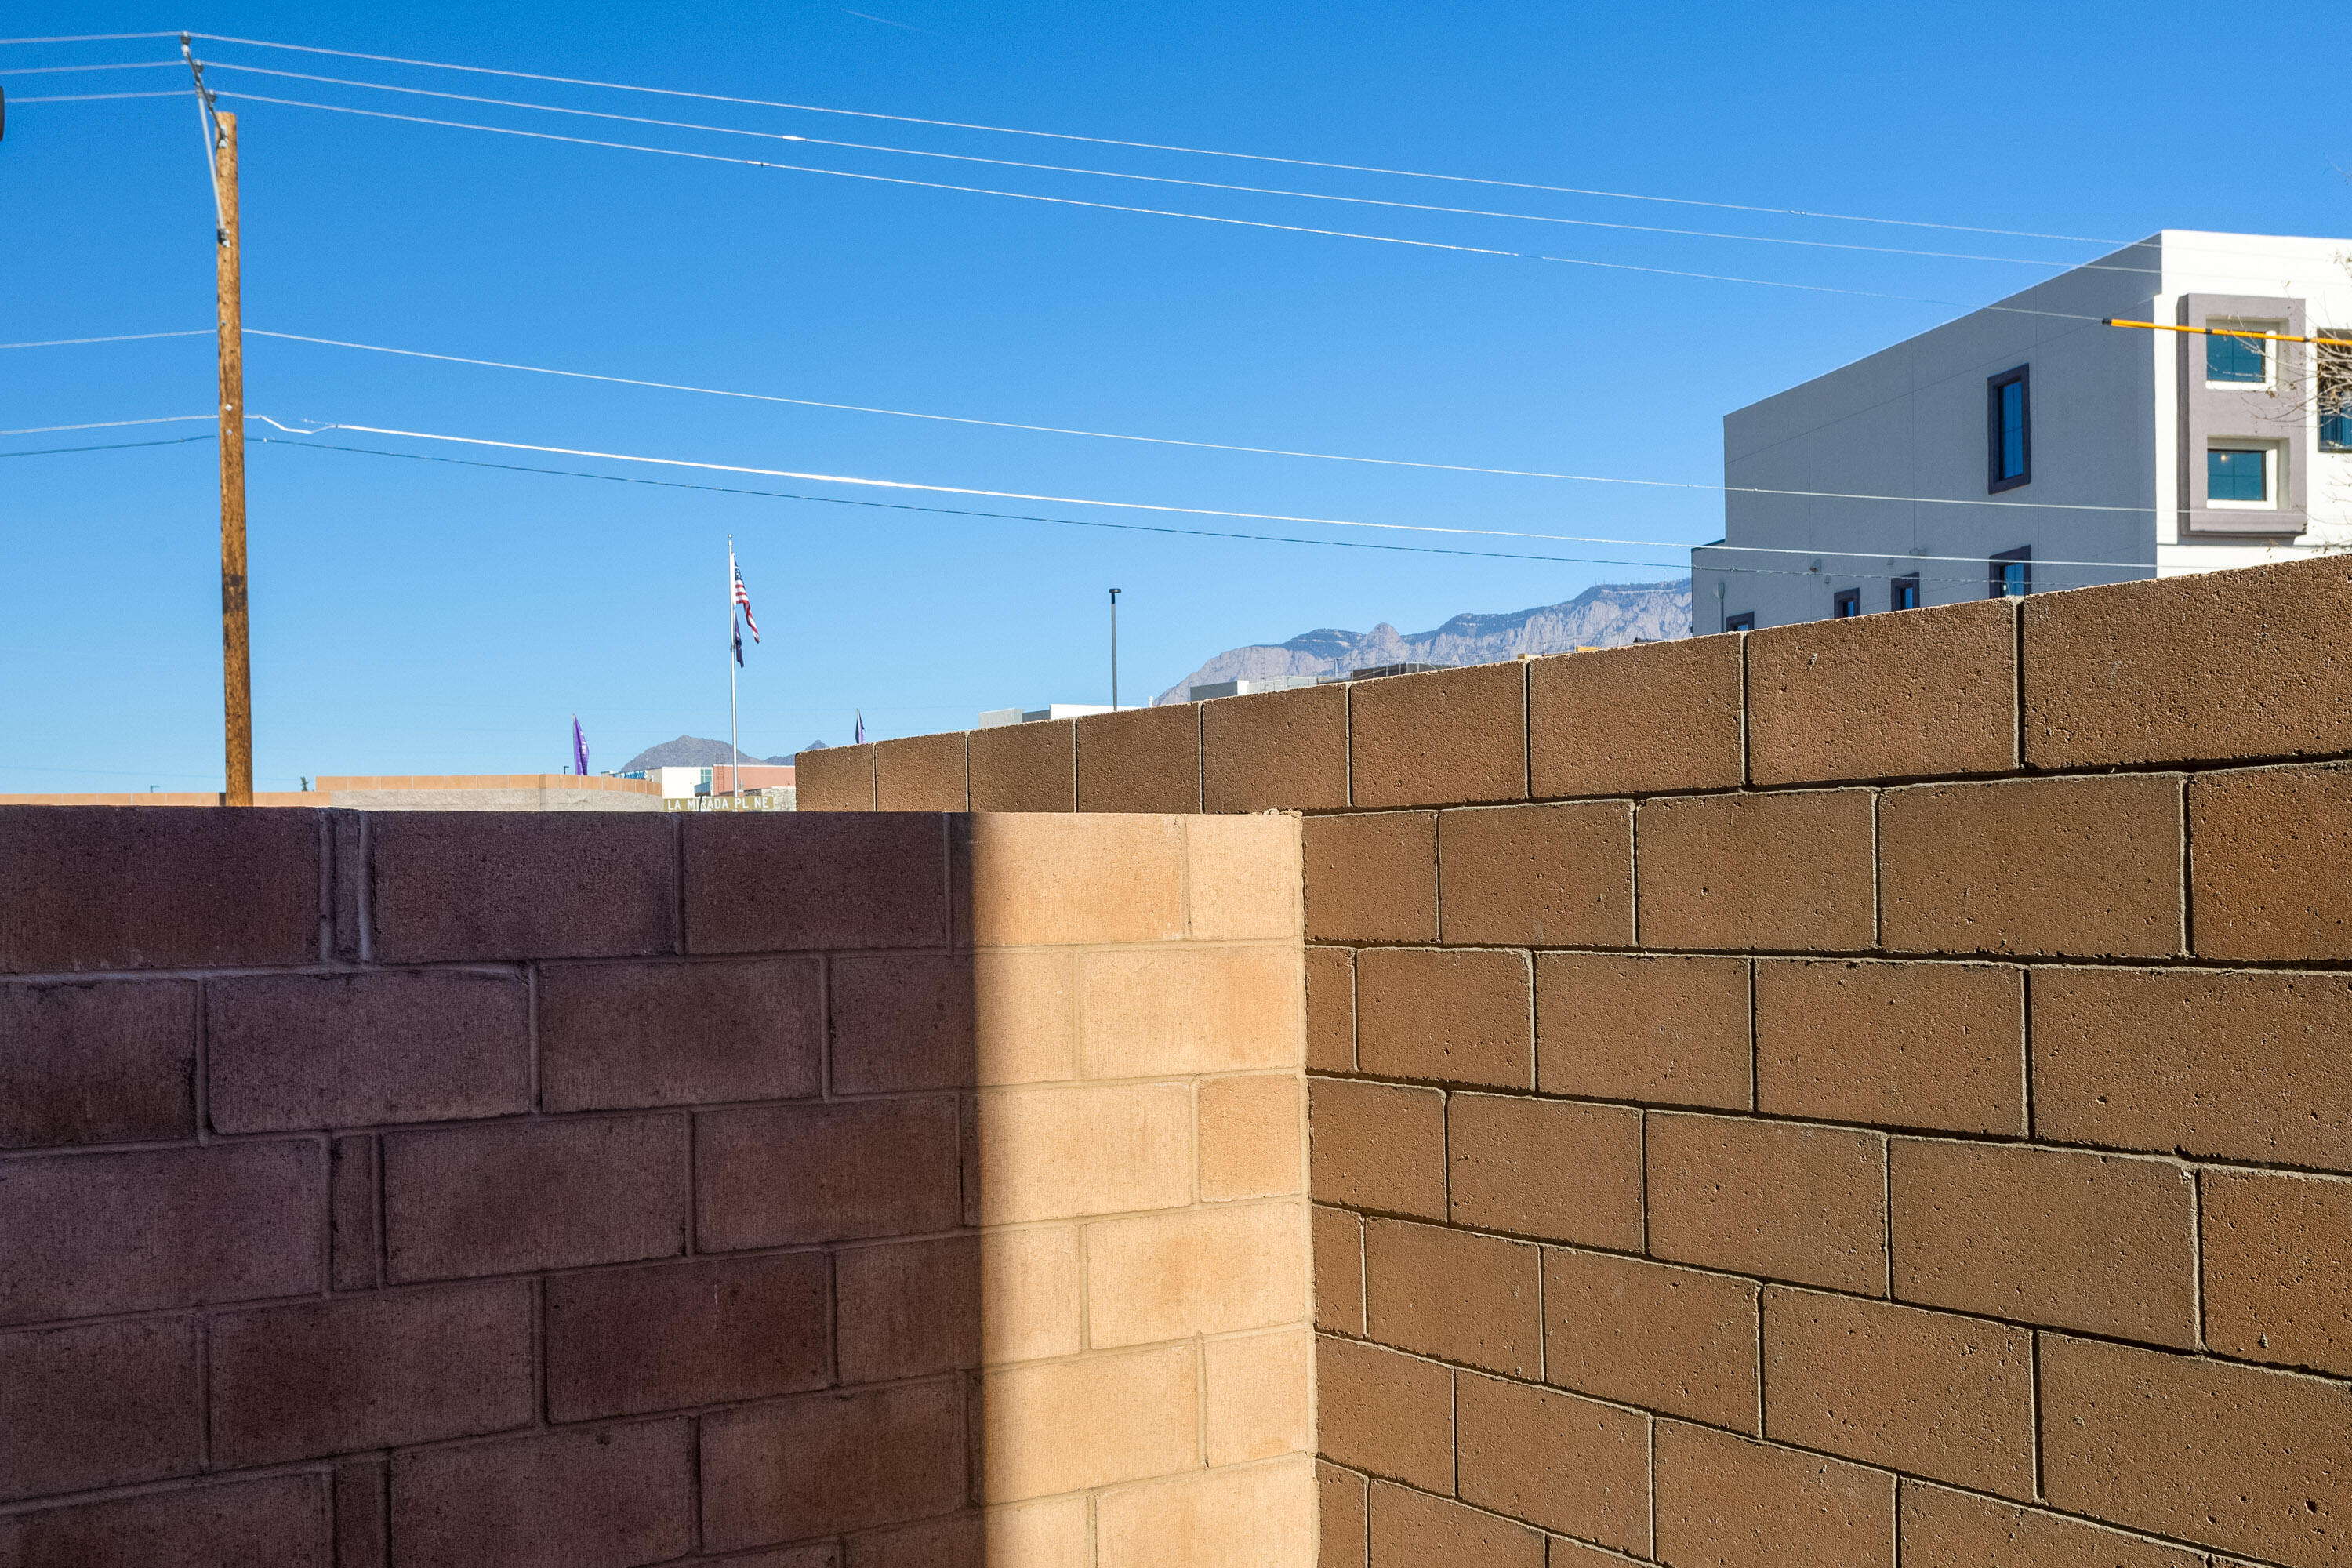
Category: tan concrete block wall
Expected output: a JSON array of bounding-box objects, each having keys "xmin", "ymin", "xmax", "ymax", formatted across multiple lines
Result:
[
  {"xmin": 807, "ymin": 554, "xmax": 2352, "ymax": 1568},
  {"xmin": 965, "ymin": 810, "xmax": 1316, "ymax": 1567}
]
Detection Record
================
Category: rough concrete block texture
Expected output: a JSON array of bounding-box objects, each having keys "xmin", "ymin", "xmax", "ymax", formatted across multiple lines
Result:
[
  {"xmin": 0, "ymin": 1139, "xmax": 322, "ymax": 1325},
  {"xmin": 1635, "ymin": 789, "xmax": 1876, "ymax": 952},
  {"xmin": 696, "ymin": 1097, "xmax": 960, "ymax": 1248},
  {"xmin": 1367, "ymin": 1482, "xmax": 1544, "ymax": 1568},
  {"xmin": 1760, "ymin": 1288, "xmax": 2033, "ymax": 1498},
  {"xmin": 1202, "ymin": 682, "xmax": 1350, "ymax": 813},
  {"xmin": 1645, "ymin": 1113, "xmax": 1888, "ymax": 1295},
  {"xmin": 1454, "ymin": 1371, "xmax": 1650, "ymax": 1552},
  {"xmin": 207, "ymin": 1282, "xmax": 534, "ymax": 1467},
  {"xmin": 967, "ymin": 718, "xmax": 1076, "ymax": 811},
  {"xmin": 2030, "ymin": 966, "xmax": 2352, "ymax": 1169},
  {"xmin": 844, "ymin": 1515, "xmax": 978, "ymax": 1568},
  {"xmin": 1446, "ymin": 1093, "xmax": 1643, "ymax": 1250},
  {"xmin": 1363, "ymin": 1218, "xmax": 1541, "ymax": 1377},
  {"xmin": 1747, "ymin": 597, "xmax": 2017, "ymax": 785},
  {"xmin": 972, "ymin": 1081, "xmax": 1192, "ymax": 1224},
  {"xmin": 1880, "ymin": 774, "xmax": 2185, "ymax": 957},
  {"xmin": 1076, "ymin": 702, "xmax": 1203, "ymax": 813},
  {"xmin": 1305, "ymin": 947, "xmax": 1356, "ymax": 1073},
  {"xmin": 970, "ymin": 948, "xmax": 1078, "ymax": 1087},
  {"xmin": 1316, "ymin": 1334, "xmax": 1454, "ymax": 1494},
  {"xmin": 539, "ymin": 955, "xmax": 822, "ymax": 1109},
  {"xmin": 873, "ymin": 730, "xmax": 968, "ymax": 811},
  {"xmin": 1313, "ymin": 1205, "xmax": 1366, "ymax": 1334},
  {"xmin": 829, "ymin": 953, "xmax": 987, "ymax": 1097},
  {"xmin": 1896, "ymin": 1480, "xmax": 2208, "ymax": 1568},
  {"xmin": 1354, "ymin": 947, "xmax": 1532, "ymax": 1088},
  {"xmin": 835, "ymin": 1235, "xmax": 982, "ymax": 1384},
  {"xmin": 546, "ymin": 1252, "xmax": 832, "ymax": 1420},
  {"xmin": 0, "ymin": 978, "xmax": 194, "ymax": 1147},
  {"xmin": 2038, "ymin": 1333, "xmax": 2352, "ymax": 1568},
  {"xmin": 1199, "ymin": 1073, "xmax": 1305, "ymax": 1201},
  {"xmin": 965, "ymin": 814, "xmax": 1182, "ymax": 945},
  {"xmin": 1185, "ymin": 811, "xmax": 1303, "ymax": 941},
  {"xmin": 0, "ymin": 1316, "xmax": 200, "ymax": 1501},
  {"xmin": 1653, "ymin": 1422, "xmax": 1895, "ymax": 1568},
  {"xmin": 1205, "ymin": 1330, "xmax": 1314, "ymax": 1464},
  {"xmin": 1528, "ymin": 634, "xmax": 1744, "ymax": 799},
  {"xmin": 0, "ymin": 1472, "xmax": 329, "ymax": 1568},
  {"xmin": 383, "ymin": 1116, "xmax": 688, "ymax": 1281},
  {"xmin": 1302, "ymin": 811, "xmax": 1438, "ymax": 944},
  {"xmin": 2190, "ymin": 762, "xmax": 2352, "ymax": 960},
  {"xmin": 684, "ymin": 813, "xmax": 949, "ymax": 953},
  {"xmin": 2198, "ymin": 1168, "xmax": 2352, "ymax": 1378},
  {"xmin": 1096, "ymin": 1457, "xmax": 1318, "ymax": 1568},
  {"xmin": 1436, "ymin": 802, "xmax": 1633, "ymax": 947},
  {"xmin": 1086, "ymin": 1201, "xmax": 1308, "ymax": 1347},
  {"xmin": 1887, "ymin": 1138, "xmax": 2195, "ymax": 1346},
  {"xmin": 980, "ymin": 1341, "xmax": 1198, "ymax": 1501},
  {"xmin": 390, "ymin": 1418, "xmax": 694, "ymax": 1568},
  {"xmin": 1754, "ymin": 960, "xmax": 2024, "ymax": 1135},
  {"xmin": 1348, "ymin": 663, "xmax": 1528, "ymax": 811},
  {"xmin": 1307, "ymin": 1079, "xmax": 1447, "ymax": 1220},
  {"xmin": 1078, "ymin": 943, "xmax": 1301, "ymax": 1077},
  {"xmin": 207, "ymin": 968, "xmax": 530, "ymax": 1132},
  {"xmin": 1535, "ymin": 952, "xmax": 1751, "ymax": 1110},
  {"xmin": 1541, "ymin": 1248, "xmax": 1760, "ymax": 1433},
  {"xmin": 797, "ymin": 742, "xmax": 876, "ymax": 811},
  {"xmin": 328, "ymin": 1135, "xmax": 379, "ymax": 1291},
  {"xmin": 975, "ymin": 1226, "xmax": 1083, "ymax": 1367},
  {"xmin": 368, "ymin": 812, "xmax": 673, "ymax": 963},
  {"xmin": 0, "ymin": 806, "xmax": 320, "ymax": 973},
  {"xmin": 702, "ymin": 1381, "xmax": 967, "ymax": 1547},
  {"xmin": 2022, "ymin": 553, "xmax": 2352, "ymax": 769},
  {"xmin": 332, "ymin": 1461, "xmax": 387, "ymax": 1568},
  {"xmin": 1317, "ymin": 1462, "xmax": 1369, "ymax": 1568}
]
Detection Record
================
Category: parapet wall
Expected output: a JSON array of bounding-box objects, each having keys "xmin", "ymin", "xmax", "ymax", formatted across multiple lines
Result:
[
  {"xmin": 804, "ymin": 555, "xmax": 2352, "ymax": 1568},
  {"xmin": 0, "ymin": 808, "xmax": 1312, "ymax": 1567}
]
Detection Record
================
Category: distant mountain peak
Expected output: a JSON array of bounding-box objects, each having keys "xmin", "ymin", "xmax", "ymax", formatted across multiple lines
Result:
[
  {"xmin": 617, "ymin": 735, "xmax": 797, "ymax": 771},
  {"xmin": 1153, "ymin": 579, "xmax": 1692, "ymax": 704}
]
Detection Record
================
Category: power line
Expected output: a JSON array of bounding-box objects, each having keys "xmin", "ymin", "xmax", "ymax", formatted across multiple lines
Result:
[
  {"xmin": 11, "ymin": 89, "xmax": 188, "ymax": 103},
  {"xmin": 190, "ymin": 31, "xmax": 2126, "ymax": 245},
  {"xmin": 198, "ymin": 60, "xmax": 2140, "ymax": 274},
  {"xmin": 0, "ymin": 59, "xmax": 178, "ymax": 74},
  {"xmin": 0, "ymin": 415, "xmax": 211, "ymax": 437},
  {"xmin": 207, "ymin": 89, "xmax": 2019, "ymax": 309},
  {"xmin": 0, "ymin": 330, "xmax": 210, "ymax": 350},
  {"xmin": 249, "ymin": 327, "xmax": 2154, "ymax": 514},
  {"xmin": 260, "ymin": 415, "xmax": 2161, "ymax": 569},
  {"xmin": 256, "ymin": 434, "xmax": 2056, "ymax": 586},
  {"xmin": 0, "ymin": 30, "xmax": 184, "ymax": 45},
  {"xmin": 0, "ymin": 434, "xmax": 215, "ymax": 458}
]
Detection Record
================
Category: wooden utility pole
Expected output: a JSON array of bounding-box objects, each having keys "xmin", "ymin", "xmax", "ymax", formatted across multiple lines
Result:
[{"xmin": 213, "ymin": 111, "xmax": 252, "ymax": 806}]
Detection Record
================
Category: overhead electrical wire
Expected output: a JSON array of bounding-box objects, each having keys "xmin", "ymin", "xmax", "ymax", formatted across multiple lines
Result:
[
  {"xmin": 0, "ymin": 415, "xmax": 211, "ymax": 437},
  {"xmin": 209, "ymin": 89, "xmax": 1963, "ymax": 306},
  {"xmin": 187, "ymin": 31, "xmax": 2125, "ymax": 245},
  {"xmin": 11, "ymin": 89, "xmax": 189, "ymax": 103},
  {"xmin": 247, "ymin": 326, "xmax": 2154, "ymax": 514},
  {"xmin": 0, "ymin": 330, "xmax": 211, "ymax": 350},
  {"xmin": 0, "ymin": 30, "xmax": 183, "ymax": 45},
  {"xmin": 0, "ymin": 59, "xmax": 177, "ymax": 74},
  {"xmin": 196, "ymin": 60, "xmax": 2141, "ymax": 274},
  {"xmin": 252, "ymin": 434, "xmax": 2096, "ymax": 587}
]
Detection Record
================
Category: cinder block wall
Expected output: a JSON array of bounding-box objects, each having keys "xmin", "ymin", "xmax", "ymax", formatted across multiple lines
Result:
[
  {"xmin": 0, "ymin": 809, "xmax": 1314, "ymax": 1566},
  {"xmin": 804, "ymin": 556, "xmax": 2352, "ymax": 1568}
]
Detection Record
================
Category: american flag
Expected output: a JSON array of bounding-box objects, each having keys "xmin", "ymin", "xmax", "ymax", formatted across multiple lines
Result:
[{"xmin": 732, "ymin": 559, "xmax": 760, "ymax": 644}]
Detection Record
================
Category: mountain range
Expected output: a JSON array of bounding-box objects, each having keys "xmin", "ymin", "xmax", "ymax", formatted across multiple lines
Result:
[
  {"xmin": 616, "ymin": 735, "xmax": 817, "ymax": 771},
  {"xmin": 1152, "ymin": 579, "xmax": 1693, "ymax": 704}
]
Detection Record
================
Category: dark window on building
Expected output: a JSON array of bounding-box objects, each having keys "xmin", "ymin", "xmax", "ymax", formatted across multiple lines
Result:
[
  {"xmin": 2207, "ymin": 327, "xmax": 2267, "ymax": 383},
  {"xmin": 2209, "ymin": 447, "xmax": 2267, "ymax": 503},
  {"xmin": 1832, "ymin": 588, "xmax": 1861, "ymax": 618},
  {"xmin": 2321, "ymin": 332, "xmax": 2351, "ymax": 452},
  {"xmin": 1989, "ymin": 546, "xmax": 2031, "ymax": 599},
  {"xmin": 1891, "ymin": 575, "xmax": 1921, "ymax": 611},
  {"xmin": 1725, "ymin": 612, "xmax": 1756, "ymax": 632},
  {"xmin": 1987, "ymin": 366, "xmax": 2030, "ymax": 492}
]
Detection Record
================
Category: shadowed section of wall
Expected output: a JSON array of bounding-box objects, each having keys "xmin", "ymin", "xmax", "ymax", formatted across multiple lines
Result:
[
  {"xmin": 805, "ymin": 554, "xmax": 2352, "ymax": 1568},
  {"xmin": 0, "ymin": 808, "xmax": 1312, "ymax": 1568}
]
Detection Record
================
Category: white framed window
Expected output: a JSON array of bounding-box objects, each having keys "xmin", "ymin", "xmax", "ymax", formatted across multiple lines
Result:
[
  {"xmin": 2205, "ymin": 319, "xmax": 2283, "ymax": 390},
  {"xmin": 2206, "ymin": 441, "xmax": 2282, "ymax": 509}
]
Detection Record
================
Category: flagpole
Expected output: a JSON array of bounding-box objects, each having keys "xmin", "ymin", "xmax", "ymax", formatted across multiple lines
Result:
[{"xmin": 728, "ymin": 537, "xmax": 740, "ymax": 805}]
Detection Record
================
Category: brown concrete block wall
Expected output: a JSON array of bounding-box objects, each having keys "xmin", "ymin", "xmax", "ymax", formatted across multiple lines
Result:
[{"xmin": 0, "ymin": 806, "xmax": 1313, "ymax": 1567}]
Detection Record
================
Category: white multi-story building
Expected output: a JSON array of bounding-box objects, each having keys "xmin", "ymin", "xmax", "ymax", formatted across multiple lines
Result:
[{"xmin": 1692, "ymin": 230, "xmax": 2352, "ymax": 631}]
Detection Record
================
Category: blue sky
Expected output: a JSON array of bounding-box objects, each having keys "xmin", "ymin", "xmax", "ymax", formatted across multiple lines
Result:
[{"xmin": 5, "ymin": 2, "xmax": 2347, "ymax": 788}]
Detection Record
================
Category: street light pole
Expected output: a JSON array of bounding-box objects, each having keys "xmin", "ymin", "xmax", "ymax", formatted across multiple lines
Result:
[{"xmin": 1108, "ymin": 588, "xmax": 1122, "ymax": 710}]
